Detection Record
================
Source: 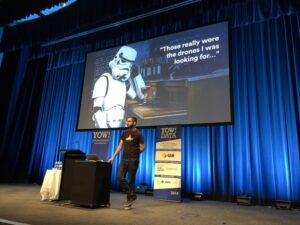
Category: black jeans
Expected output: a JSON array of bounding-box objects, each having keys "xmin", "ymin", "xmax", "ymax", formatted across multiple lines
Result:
[{"xmin": 117, "ymin": 158, "xmax": 139, "ymax": 201}]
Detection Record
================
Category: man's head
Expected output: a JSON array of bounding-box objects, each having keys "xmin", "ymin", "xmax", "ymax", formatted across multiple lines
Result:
[
  {"xmin": 109, "ymin": 46, "xmax": 137, "ymax": 82},
  {"xmin": 126, "ymin": 116, "xmax": 137, "ymax": 128}
]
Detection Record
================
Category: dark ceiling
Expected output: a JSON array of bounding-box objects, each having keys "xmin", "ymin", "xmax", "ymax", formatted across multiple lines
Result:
[{"xmin": 0, "ymin": 0, "xmax": 64, "ymax": 26}]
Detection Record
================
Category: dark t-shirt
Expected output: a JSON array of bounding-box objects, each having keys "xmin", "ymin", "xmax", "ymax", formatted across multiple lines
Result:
[{"xmin": 121, "ymin": 128, "xmax": 144, "ymax": 159}]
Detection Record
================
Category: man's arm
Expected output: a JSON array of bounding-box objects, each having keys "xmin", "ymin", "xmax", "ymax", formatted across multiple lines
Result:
[{"xmin": 108, "ymin": 140, "xmax": 124, "ymax": 163}]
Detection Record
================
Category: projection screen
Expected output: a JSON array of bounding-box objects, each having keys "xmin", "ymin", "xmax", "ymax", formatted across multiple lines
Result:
[{"xmin": 77, "ymin": 21, "xmax": 232, "ymax": 130}]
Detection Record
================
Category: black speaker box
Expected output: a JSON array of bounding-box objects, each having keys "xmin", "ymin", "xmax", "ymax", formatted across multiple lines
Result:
[
  {"xmin": 59, "ymin": 149, "xmax": 86, "ymax": 200},
  {"xmin": 70, "ymin": 160, "xmax": 112, "ymax": 208}
]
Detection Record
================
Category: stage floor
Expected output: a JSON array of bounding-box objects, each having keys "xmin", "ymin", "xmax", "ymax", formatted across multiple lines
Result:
[{"xmin": 0, "ymin": 184, "xmax": 299, "ymax": 225}]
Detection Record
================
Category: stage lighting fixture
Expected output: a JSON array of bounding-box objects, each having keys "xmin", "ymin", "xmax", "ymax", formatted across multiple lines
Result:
[
  {"xmin": 59, "ymin": 1, "xmax": 67, "ymax": 7},
  {"xmin": 236, "ymin": 196, "xmax": 252, "ymax": 206},
  {"xmin": 275, "ymin": 200, "xmax": 292, "ymax": 210},
  {"xmin": 190, "ymin": 192, "xmax": 203, "ymax": 201}
]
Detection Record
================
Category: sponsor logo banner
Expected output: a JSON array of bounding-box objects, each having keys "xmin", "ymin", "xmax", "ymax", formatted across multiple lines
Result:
[
  {"xmin": 157, "ymin": 127, "xmax": 181, "ymax": 142},
  {"xmin": 155, "ymin": 163, "xmax": 181, "ymax": 176},
  {"xmin": 154, "ymin": 126, "xmax": 181, "ymax": 202},
  {"xmin": 155, "ymin": 177, "xmax": 181, "ymax": 189},
  {"xmin": 156, "ymin": 139, "xmax": 181, "ymax": 149},
  {"xmin": 91, "ymin": 131, "xmax": 111, "ymax": 160},
  {"xmin": 155, "ymin": 150, "xmax": 181, "ymax": 162}
]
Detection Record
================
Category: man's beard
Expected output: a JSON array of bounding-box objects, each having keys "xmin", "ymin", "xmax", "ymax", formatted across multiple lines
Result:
[{"xmin": 126, "ymin": 124, "xmax": 135, "ymax": 129}]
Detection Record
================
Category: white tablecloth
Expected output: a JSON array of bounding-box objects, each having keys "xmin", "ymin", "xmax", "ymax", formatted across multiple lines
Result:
[{"xmin": 40, "ymin": 169, "xmax": 62, "ymax": 200}]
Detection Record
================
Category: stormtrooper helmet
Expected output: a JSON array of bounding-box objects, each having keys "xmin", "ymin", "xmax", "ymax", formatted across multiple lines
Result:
[{"xmin": 109, "ymin": 46, "xmax": 137, "ymax": 81}]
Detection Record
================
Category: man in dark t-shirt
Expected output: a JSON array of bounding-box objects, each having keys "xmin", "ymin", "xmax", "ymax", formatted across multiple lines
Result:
[{"xmin": 109, "ymin": 116, "xmax": 145, "ymax": 208}]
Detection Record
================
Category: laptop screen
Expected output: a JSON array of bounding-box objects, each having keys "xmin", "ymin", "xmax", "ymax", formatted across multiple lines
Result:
[{"xmin": 86, "ymin": 154, "xmax": 99, "ymax": 161}]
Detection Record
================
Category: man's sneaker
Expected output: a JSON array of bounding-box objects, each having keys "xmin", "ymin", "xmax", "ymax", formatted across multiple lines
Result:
[
  {"xmin": 123, "ymin": 200, "xmax": 133, "ymax": 208},
  {"xmin": 123, "ymin": 196, "xmax": 137, "ymax": 208},
  {"xmin": 124, "ymin": 204, "xmax": 132, "ymax": 210}
]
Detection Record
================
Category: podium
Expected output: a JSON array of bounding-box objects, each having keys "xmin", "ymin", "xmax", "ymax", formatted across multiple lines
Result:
[
  {"xmin": 70, "ymin": 160, "xmax": 112, "ymax": 208},
  {"xmin": 59, "ymin": 149, "xmax": 86, "ymax": 200}
]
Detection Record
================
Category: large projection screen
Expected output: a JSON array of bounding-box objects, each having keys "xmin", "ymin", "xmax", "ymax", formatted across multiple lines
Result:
[{"xmin": 77, "ymin": 21, "xmax": 232, "ymax": 130}]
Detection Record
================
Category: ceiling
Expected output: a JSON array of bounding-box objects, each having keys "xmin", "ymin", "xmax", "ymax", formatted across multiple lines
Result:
[{"xmin": 0, "ymin": 0, "xmax": 65, "ymax": 26}]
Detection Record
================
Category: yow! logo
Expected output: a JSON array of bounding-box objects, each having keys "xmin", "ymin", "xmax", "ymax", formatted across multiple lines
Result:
[
  {"xmin": 161, "ymin": 127, "xmax": 177, "ymax": 139},
  {"xmin": 93, "ymin": 131, "xmax": 110, "ymax": 139}
]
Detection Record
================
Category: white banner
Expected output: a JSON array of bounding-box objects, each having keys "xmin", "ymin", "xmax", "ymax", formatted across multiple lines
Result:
[{"xmin": 154, "ymin": 126, "xmax": 181, "ymax": 202}]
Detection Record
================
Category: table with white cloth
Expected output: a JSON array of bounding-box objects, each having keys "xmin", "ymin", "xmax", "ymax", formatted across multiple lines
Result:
[{"xmin": 40, "ymin": 169, "xmax": 62, "ymax": 200}]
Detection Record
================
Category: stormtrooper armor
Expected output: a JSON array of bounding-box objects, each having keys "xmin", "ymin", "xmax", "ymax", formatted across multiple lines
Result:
[
  {"xmin": 92, "ymin": 46, "xmax": 146, "ymax": 128},
  {"xmin": 109, "ymin": 46, "xmax": 137, "ymax": 82},
  {"xmin": 126, "ymin": 74, "xmax": 149, "ymax": 100}
]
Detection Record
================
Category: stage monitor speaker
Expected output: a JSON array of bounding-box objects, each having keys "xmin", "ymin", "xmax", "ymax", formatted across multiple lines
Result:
[
  {"xmin": 59, "ymin": 149, "xmax": 86, "ymax": 200},
  {"xmin": 70, "ymin": 160, "xmax": 112, "ymax": 208},
  {"xmin": 237, "ymin": 196, "xmax": 252, "ymax": 206},
  {"xmin": 275, "ymin": 200, "xmax": 292, "ymax": 210}
]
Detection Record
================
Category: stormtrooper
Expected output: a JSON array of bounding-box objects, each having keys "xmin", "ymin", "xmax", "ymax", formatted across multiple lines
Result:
[{"xmin": 92, "ymin": 46, "xmax": 147, "ymax": 128}]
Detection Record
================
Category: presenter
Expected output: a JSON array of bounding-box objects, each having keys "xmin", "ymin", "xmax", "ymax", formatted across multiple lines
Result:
[{"xmin": 108, "ymin": 116, "xmax": 145, "ymax": 209}]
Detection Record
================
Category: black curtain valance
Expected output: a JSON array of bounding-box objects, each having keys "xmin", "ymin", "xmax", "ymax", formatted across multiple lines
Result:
[{"xmin": 1, "ymin": 0, "xmax": 299, "ymax": 52}]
